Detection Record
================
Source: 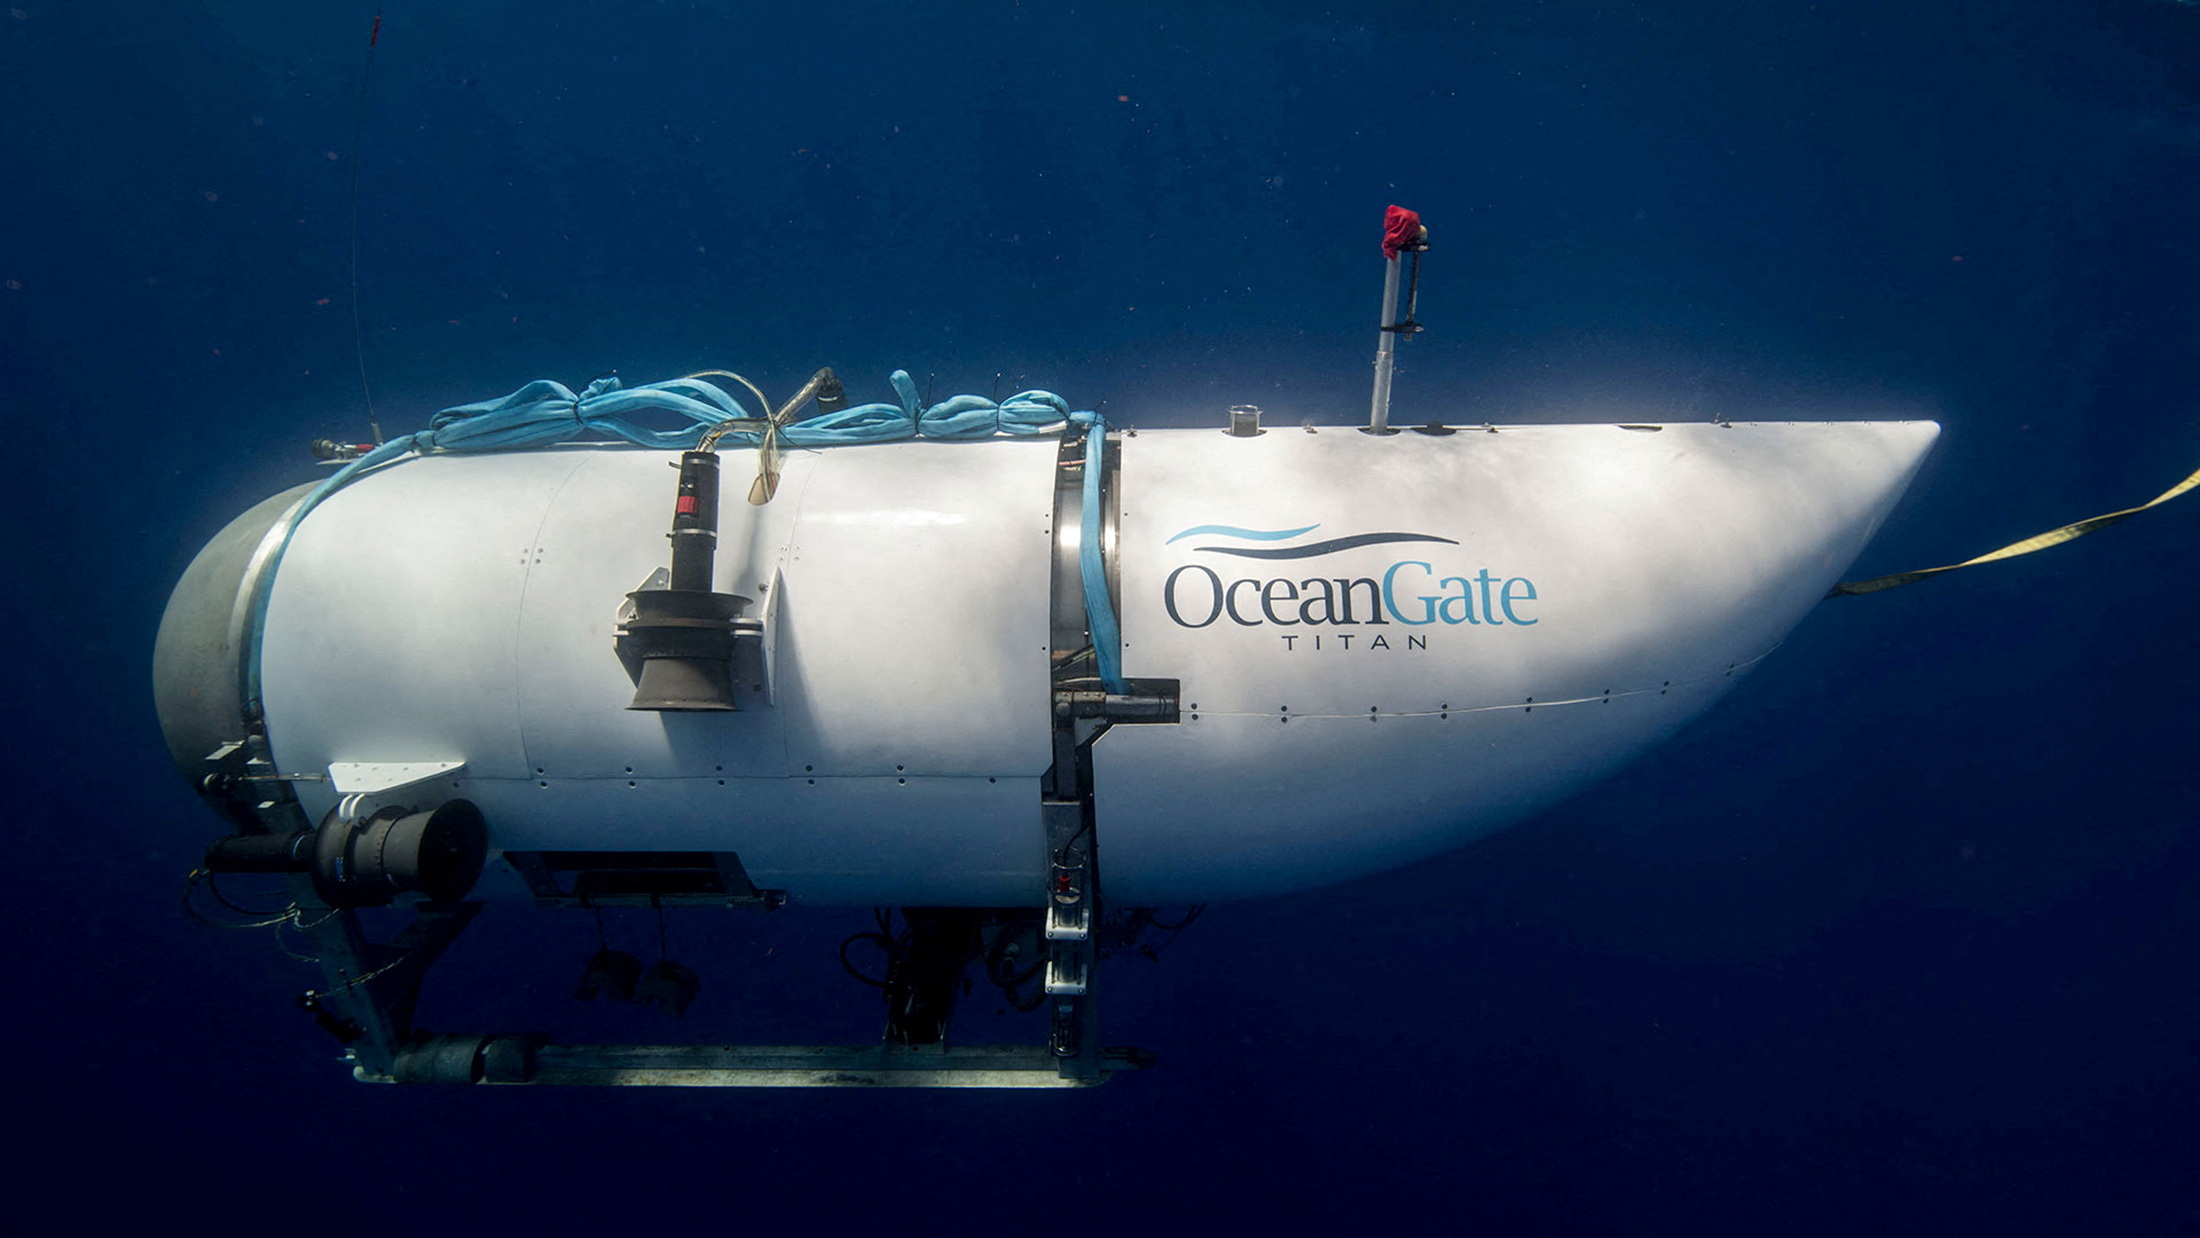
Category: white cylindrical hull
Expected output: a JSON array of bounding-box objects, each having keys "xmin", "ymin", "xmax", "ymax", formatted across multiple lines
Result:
[{"xmin": 198, "ymin": 419, "xmax": 1935, "ymax": 905}]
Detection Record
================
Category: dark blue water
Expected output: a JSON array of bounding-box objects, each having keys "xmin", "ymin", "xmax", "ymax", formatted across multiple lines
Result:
[{"xmin": 6, "ymin": 1, "xmax": 2197, "ymax": 1231}]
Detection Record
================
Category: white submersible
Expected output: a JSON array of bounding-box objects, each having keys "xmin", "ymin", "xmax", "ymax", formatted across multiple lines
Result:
[{"xmin": 152, "ymin": 209, "xmax": 1936, "ymax": 1087}]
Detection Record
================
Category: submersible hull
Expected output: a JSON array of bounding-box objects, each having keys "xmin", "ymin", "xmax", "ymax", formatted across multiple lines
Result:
[{"xmin": 156, "ymin": 418, "xmax": 1936, "ymax": 906}]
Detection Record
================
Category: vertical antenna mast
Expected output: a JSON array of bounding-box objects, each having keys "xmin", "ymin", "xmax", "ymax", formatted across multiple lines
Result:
[{"xmin": 1367, "ymin": 204, "xmax": 1428, "ymax": 435}]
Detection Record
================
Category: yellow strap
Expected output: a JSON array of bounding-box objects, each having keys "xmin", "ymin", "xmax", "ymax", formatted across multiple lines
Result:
[{"xmin": 1829, "ymin": 461, "xmax": 2200, "ymax": 597}]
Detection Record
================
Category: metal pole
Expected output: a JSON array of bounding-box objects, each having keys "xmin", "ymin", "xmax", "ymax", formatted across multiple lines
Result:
[{"xmin": 1369, "ymin": 255, "xmax": 1403, "ymax": 433}]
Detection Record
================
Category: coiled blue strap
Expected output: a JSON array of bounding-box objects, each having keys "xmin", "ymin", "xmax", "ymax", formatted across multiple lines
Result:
[{"xmin": 242, "ymin": 370, "xmax": 1127, "ymax": 706}]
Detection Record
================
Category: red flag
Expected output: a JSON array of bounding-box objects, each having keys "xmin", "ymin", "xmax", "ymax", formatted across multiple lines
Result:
[{"xmin": 1382, "ymin": 205, "xmax": 1423, "ymax": 259}]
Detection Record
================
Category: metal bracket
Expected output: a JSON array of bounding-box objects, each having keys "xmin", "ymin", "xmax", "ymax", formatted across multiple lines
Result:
[
  {"xmin": 1033, "ymin": 424, "xmax": 1174, "ymax": 1078},
  {"xmin": 1045, "ymin": 894, "xmax": 1092, "ymax": 943},
  {"xmin": 199, "ymin": 734, "xmax": 315, "ymax": 837},
  {"xmin": 293, "ymin": 899, "xmax": 483, "ymax": 1082},
  {"xmin": 1053, "ymin": 677, "xmax": 1180, "ymax": 723},
  {"xmin": 327, "ymin": 760, "xmax": 466, "ymax": 796},
  {"xmin": 614, "ymin": 566, "xmax": 673, "ymax": 624},
  {"xmin": 1043, "ymin": 949, "xmax": 1090, "ymax": 996},
  {"xmin": 386, "ymin": 1038, "xmax": 1149, "ymax": 1087}
]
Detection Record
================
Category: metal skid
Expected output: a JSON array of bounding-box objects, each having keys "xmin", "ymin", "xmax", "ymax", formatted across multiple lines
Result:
[
  {"xmin": 282, "ymin": 898, "xmax": 1155, "ymax": 1088},
  {"xmin": 197, "ymin": 731, "xmax": 1157, "ymax": 1088}
]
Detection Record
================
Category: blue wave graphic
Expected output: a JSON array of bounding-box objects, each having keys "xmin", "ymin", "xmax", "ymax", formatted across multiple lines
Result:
[
  {"xmin": 1165, "ymin": 523, "xmax": 1320, "ymax": 546},
  {"xmin": 1195, "ymin": 532, "xmax": 1459, "ymax": 560}
]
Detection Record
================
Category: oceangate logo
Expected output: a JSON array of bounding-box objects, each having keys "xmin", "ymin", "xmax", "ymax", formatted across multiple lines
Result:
[
  {"xmin": 1165, "ymin": 523, "xmax": 1457, "ymax": 561},
  {"xmin": 1161, "ymin": 524, "xmax": 1541, "ymax": 644}
]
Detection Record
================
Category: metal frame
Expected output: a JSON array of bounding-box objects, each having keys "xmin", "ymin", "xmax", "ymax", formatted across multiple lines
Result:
[
  {"xmin": 1039, "ymin": 424, "xmax": 1182, "ymax": 1079},
  {"xmin": 388, "ymin": 1038, "xmax": 1154, "ymax": 1088}
]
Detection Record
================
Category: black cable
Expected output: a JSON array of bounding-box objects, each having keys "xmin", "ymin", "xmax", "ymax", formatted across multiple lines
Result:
[
  {"xmin": 306, "ymin": 939, "xmax": 418, "ymax": 996},
  {"xmin": 204, "ymin": 868, "xmax": 292, "ymax": 918},
  {"xmin": 181, "ymin": 868, "xmax": 295, "ymax": 930},
  {"xmin": 179, "ymin": 868, "xmax": 223, "ymax": 929},
  {"xmin": 837, "ymin": 932, "xmax": 898, "ymax": 989},
  {"xmin": 1093, "ymin": 905, "xmax": 1206, "ymax": 963},
  {"xmin": 1053, "ymin": 815, "xmax": 1093, "ymax": 867},
  {"xmin": 1146, "ymin": 905, "xmax": 1204, "ymax": 933},
  {"xmin": 1136, "ymin": 905, "xmax": 1206, "ymax": 962},
  {"xmin": 993, "ymin": 976, "xmax": 1046, "ymax": 1012},
  {"xmin": 269, "ymin": 913, "xmax": 324, "ymax": 965},
  {"xmin": 1050, "ymin": 648, "xmax": 1099, "ymax": 686}
]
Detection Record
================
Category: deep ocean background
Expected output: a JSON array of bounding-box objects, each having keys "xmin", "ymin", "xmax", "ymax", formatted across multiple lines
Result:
[{"xmin": 5, "ymin": 1, "xmax": 2197, "ymax": 1231}]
